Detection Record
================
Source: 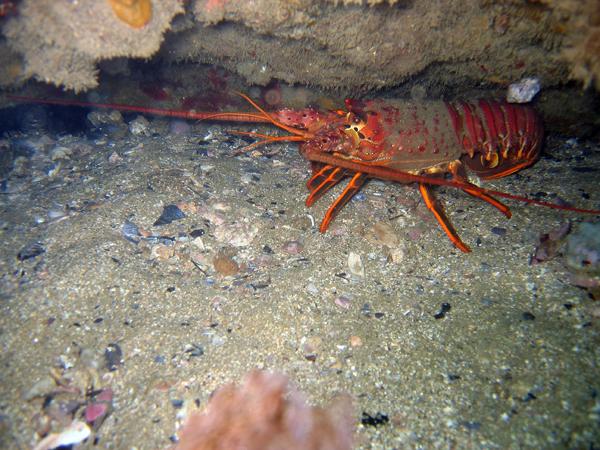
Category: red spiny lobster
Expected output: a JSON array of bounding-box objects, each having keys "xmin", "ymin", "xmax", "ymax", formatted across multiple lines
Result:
[{"xmin": 8, "ymin": 93, "xmax": 600, "ymax": 252}]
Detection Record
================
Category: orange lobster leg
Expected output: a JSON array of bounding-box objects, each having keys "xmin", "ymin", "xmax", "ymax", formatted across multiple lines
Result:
[
  {"xmin": 418, "ymin": 183, "xmax": 471, "ymax": 253},
  {"xmin": 459, "ymin": 185, "xmax": 512, "ymax": 218},
  {"xmin": 449, "ymin": 161, "xmax": 511, "ymax": 218},
  {"xmin": 319, "ymin": 172, "xmax": 368, "ymax": 233},
  {"xmin": 306, "ymin": 165, "xmax": 347, "ymax": 206}
]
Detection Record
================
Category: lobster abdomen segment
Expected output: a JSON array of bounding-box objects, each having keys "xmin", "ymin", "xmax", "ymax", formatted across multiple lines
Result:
[{"xmin": 446, "ymin": 100, "xmax": 543, "ymax": 180}]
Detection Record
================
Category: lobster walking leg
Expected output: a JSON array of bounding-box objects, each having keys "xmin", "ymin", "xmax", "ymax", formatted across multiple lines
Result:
[
  {"xmin": 448, "ymin": 162, "xmax": 511, "ymax": 218},
  {"xmin": 305, "ymin": 165, "xmax": 347, "ymax": 206},
  {"xmin": 418, "ymin": 183, "xmax": 471, "ymax": 253},
  {"xmin": 319, "ymin": 172, "xmax": 368, "ymax": 233},
  {"xmin": 458, "ymin": 184, "xmax": 511, "ymax": 218}
]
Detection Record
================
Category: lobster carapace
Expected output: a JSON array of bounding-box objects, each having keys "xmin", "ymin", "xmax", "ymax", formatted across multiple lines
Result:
[{"xmin": 7, "ymin": 93, "xmax": 599, "ymax": 252}]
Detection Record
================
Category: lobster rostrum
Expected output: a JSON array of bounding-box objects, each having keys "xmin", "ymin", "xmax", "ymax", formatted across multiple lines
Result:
[{"xmin": 8, "ymin": 93, "xmax": 599, "ymax": 252}]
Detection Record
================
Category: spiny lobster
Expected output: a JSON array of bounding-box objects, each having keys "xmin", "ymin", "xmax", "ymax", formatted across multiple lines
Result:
[{"xmin": 8, "ymin": 93, "xmax": 600, "ymax": 252}]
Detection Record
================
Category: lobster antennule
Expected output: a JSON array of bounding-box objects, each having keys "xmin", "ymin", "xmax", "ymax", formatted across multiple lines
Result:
[
  {"xmin": 231, "ymin": 91, "xmax": 314, "ymax": 140},
  {"xmin": 228, "ymin": 130, "xmax": 309, "ymax": 152}
]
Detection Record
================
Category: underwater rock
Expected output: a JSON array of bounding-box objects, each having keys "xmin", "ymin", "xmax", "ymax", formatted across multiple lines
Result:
[
  {"xmin": 507, "ymin": 77, "xmax": 541, "ymax": 103},
  {"xmin": 128, "ymin": 115, "xmax": 151, "ymax": 136},
  {"xmin": 174, "ymin": 370, "xmax": 355, "ymax": 450},
  {"xmin": 3, "ymin": 0, "xmax": 183, "ymax": 91},
  {"xmin": 17, "ymin": 241, "xmax": 45, "ymax": 261}
]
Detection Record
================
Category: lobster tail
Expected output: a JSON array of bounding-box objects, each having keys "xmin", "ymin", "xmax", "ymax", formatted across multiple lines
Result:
[{"xmin": 446, "ymin": 100, "xmax": 543, "ymax": 180}]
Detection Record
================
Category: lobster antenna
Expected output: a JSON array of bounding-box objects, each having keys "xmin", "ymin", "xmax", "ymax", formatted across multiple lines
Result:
[{"xmin": 6, "ymin": 94, "xmax": 276, "ymax": 124}]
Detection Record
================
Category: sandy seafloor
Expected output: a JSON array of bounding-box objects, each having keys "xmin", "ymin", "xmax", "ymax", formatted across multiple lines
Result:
[{"xmin": 0, "ymin": 104, "xmax": 599, "ymax": 449}]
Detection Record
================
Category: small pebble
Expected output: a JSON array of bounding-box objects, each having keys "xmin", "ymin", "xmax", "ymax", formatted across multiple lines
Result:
[
  {"xmin": 184, "ymin": 343, "xmax": 204, "ymax": 358},
  {"xmin": 360, "ymin": 303, "xmax": 372, "ymax": 317},
  {"xmin": 282, "ymin": 240, "xmax": 303, "ymax": 254},
  {"xmin": 491, "ymin": 227, "xmax": 507, "ymax": 237},
  {"xmin": 121, "ymin": 220, "xmax": 141, "ymax": 244},
  {"xmin": 306, "ymin": 283, "xmax": 319, "ymax": 296},
  {"xmin": 334, "ymin": 295, "xmax": 352, "ymax": 309},
  {"xmin": 461, "ymin": 420, "xmax": 482, "ymax": 431},
  {"xmin": 189, "ymin": 229, "xmax": 205, "ymax": 238},
  {"xmin": 154, "ymin": 204, "xmax": 186, "ymax": 226},
  {"xmin": 170, "ymin": 399, "xmax": 184, "ymax": 409},
  {"xmin": 104, "ymin": 343, "xmax": 123, "ymax": 371},
  {"xmin": 361, "ymin": 412, "xmax": 389, "ymax": 427},
  {"xmin": 191, "ymin": 236, "xmax": 205, "ymax": 251},
  {"xmin": 211, "ymin": 335, "xmax": 225, "ymax": 347},
  {"xmin": 213, "ymin": 252, "xmax": 239, "ymax": 276},
  {"xmin": 108, "ymin": 151, "xmax": 123, "ymax": 164},
  {"xmin": 434, "ymin": 302, "xmax": 451, "ymax": 319},
  {"xmin": 128, "ymin": 115, "xmax": 151, "ymax": 136},
  {"xmin": 17, "ymin": 242, "xmax": 45, "ymax": 261},
  {"xmin": 151, "ymin": 244, "xmax": 175, "ymax": 261},
  {"xmin": 386, "ymin": 246, "xmax": 405, "ymax": 263},
  {"xmin": 84, "ymin": 402, "xmax": 108, "ymax": 424},
  {"xmin": 48, "ymin": 209, "xmax": 67, "ymax": 220},
  {"xmin": 50, "ymin": 146, "xmax": 72, "ymax": 161},
  {"xmin": 349, "ymin": 335, "xmax": 363, "ymax": 347},
  {"xmin": 522, "ymin": 311, "xmax": 536, "ymax": 321}
]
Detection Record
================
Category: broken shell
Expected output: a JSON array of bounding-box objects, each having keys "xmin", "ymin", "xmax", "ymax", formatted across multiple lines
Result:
[
  {"xmin": 348, "ymin": 252, "xmax": 365, "ymax": 278},
  {"xmin": 33, "ymin": 421, "xmax": 90, "ymax": 450}
]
